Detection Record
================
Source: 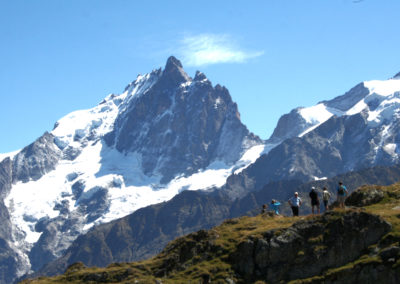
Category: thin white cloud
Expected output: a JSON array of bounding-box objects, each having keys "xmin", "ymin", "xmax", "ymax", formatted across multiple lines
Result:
[{"xmin": 178, "ymin": 34, "xmax": 264, "ymax": 67}]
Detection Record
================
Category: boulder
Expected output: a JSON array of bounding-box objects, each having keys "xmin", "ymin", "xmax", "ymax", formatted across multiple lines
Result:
[{"xmin": 345, "ymin": 186, "xmax": 384, "ymax": 207}]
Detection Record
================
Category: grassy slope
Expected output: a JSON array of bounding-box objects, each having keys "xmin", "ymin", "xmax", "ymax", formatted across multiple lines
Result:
[{"xmin": 21, "ymin": 183, "xmax": 400, "ymax": 284}]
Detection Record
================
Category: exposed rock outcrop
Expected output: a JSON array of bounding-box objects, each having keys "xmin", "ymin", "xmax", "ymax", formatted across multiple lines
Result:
[
  {"xmin": 12, "ymin": 132, "xmax": 61, "ymax": 183},
  {"xmin": 231, "ymin": 211, "xmax": 391, "ymax": 283},
  {"xmin": 345, "ymin": 186, "xmax": 385, "ymax": 207}
]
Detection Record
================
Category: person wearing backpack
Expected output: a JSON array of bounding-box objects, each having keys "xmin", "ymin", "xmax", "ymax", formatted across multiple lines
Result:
[
  {"xmin": 337, "ymin": 181, "xmax": 347, "ymax": 208},
  {"xmin": 309, "ymin": 186, "xmax": 320, "ymax": 214}
]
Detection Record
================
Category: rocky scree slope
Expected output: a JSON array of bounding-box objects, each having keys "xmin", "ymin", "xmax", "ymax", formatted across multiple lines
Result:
[{"xmin": 22, "ymin": 182, "xmax": 400, "ymax": 283}]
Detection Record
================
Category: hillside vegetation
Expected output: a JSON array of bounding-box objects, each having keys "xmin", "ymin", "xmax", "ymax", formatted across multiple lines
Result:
[{"xmin": 21, "ymin": 183, "xmax": 400, "ymax": 283}]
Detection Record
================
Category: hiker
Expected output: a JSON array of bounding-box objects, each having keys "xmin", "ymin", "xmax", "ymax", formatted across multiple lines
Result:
[
  {"xmin": 337, "ymin": 181, "xmax": 348, "ymax": 208},
  {"xmin": 309, "ymin": 186, "xmax": 320, "ymax": 214},
  {"xmin": 288, "ymin": 192, "xmax": 302, "ymax": 216},
  {"xmin": 270, "ymin": 199, "xmax": 281, "ymax": 215},
  {"xmin": 261, "ymin": 204, "xmax": 267, "ymax": 214},
  {"xmin": 322, "ymin": 187, "xmax": 331, "ymax": 211}
]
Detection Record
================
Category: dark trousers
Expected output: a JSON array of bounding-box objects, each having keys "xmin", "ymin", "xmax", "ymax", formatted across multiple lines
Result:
[{"xmin": 291, "ymin": 206, "xmax": 299, "ymax": 216}]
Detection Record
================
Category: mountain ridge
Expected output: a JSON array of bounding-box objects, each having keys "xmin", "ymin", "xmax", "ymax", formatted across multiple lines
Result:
[{"xmin": 21, "ymin": 182, "xmax": 400, "ymax": 283}]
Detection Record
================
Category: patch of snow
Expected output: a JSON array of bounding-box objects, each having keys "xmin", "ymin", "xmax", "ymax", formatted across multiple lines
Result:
[
  {"xmin": 364, "ymin": 79, "xmax": 400, "ymax": 96},
  {"xmin": 180, "ymin": 81, "xmax": 192, "ymax": 88},
  {"xmin": 297, "ymin": 104, "xmax": 344, "ymax": 137},
  {"xmin": 346, "ymin": 99, "xmax": 368, "ymax": 116},
  {"xmin": 383, "ymin": 143, "xmax": 397, "ymax": 156},
  {"xmin": 299, "ymin": 103, "xmax": 333, "ymax": 124},
  {"xmin": 214, "ymin": 97, "xmax": 222, "ymax": 109},
  {"xmin": 313, "ymin": 176, "xmax": 327, "ymax": 181}
]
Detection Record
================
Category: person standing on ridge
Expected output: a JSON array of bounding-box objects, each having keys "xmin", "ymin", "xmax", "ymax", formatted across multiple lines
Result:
[
  {"xmin": 270, "ymin": 199, "xmax": 281, "ymax": 215},
  {"xmin": 337, "ymin": 181, "xmax": 348, "ymax": 208},
  {"xmin": 322, "ymin": 187, "xmax": 331, "ymax": 211},
  {"xmin": 288, "ymin": 192, "xmax": 302, "ymax": 217},
  {"xmin": 309, "ymin": 186, "xmax": 320, "ymax": 214}
]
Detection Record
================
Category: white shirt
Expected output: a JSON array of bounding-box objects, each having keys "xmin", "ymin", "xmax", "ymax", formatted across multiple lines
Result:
[{"xmin": 289, "ymin": 196, "xmax": 302, "ymax": 207}]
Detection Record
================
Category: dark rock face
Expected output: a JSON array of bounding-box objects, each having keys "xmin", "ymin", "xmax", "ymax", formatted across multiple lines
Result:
[
  {"xmin": 0, "ymin": 158, "xmax": 22, "ymax": 284},
  {"xmin": 105, "ymin": 56, "xmax": 260, "ymax": 183},
  {"xmin": 231, "ymin": 211, "xmax": 391, "ymax": 283},
  {"xmin": 0, "ymin": 158, "xmax": 13, "ymax": 246},
  {"xmin": 269, "ymin": 108, "xmax": 309, "ymax": 142},
  {"xmin": 0, "ymin": 197, "xmax": 20, "ymax": 284},
  {"xmin": 77, "ymin": 186, "xmax": 110, "ymax": 223},
  {"xmin": 345, "ymin": 186, "xmax": 385, "ymax": 207},
  {"xmin": 12, "ymin": 132, "xmax": 61, "ymax": 183},
  {"xmin": 0, "ymin": 239, "xmax": 22, "ymax": 284},
  {"xmin": 262, "ymin": 112, "xmax": 375, "ymax": 182},
  {"xmin": 0, "ymin": 157, "xmax": 12, "ymax": 197}
]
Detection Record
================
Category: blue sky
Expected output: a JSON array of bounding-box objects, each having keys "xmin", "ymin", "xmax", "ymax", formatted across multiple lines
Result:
[{"xmin": 1, "ymin": 0, "xmax": 399, "ymax": 153}]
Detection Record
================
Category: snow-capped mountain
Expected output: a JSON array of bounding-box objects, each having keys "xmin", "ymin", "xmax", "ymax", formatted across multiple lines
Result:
[
  {"xmin": 0, "ymin": 56, "xmax": 263, "ymax": 283},
  {"xmin": 1, "ymin": 57, "xmax": 400, "ymax": 284},
  {"xmin": 26, "ymin": 71, "xmax": 400, "ymax": 281},
  {"xmin": 271, "ymin": 75, "xmax": 400, "ymax": 143},
  {"xmin": 227, "ymin": 72, "xmax": 400, "ymax": 196}
]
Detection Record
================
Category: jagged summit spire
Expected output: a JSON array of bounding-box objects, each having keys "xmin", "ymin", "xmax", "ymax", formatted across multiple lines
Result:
[
  {"xmin": 160, "ymin": 56, "xmax": 190, "ymax": 86},
  {"xmin": 165, "ymin": 56, "xmax": 183, "ymax": 70},
  {"xmin": 194, "ymin": 70, "xmax": 207, "ymax": 81}
]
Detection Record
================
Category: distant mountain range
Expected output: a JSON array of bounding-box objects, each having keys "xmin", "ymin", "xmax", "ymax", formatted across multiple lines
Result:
[{"xmin": 0, "ymin": 57, "xmax": 399, "ymax": 283}]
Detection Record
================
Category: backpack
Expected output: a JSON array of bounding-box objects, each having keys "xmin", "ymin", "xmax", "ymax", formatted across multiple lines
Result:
[{"xmin": 338, "ymin": 185, "xmax": 345, "ymax": 195}]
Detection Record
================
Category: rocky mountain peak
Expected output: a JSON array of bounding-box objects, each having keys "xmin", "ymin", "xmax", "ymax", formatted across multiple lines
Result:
[
  {"xmin": 194, "ymin": 70, "xmax": 207, "ymax": 81},
  {"xmin": 160, "ymin": 56, "xmax": 191, "ymax": 87},
  {"xmin": 394, "ymin": 71, "xmax": 400, "ymax": 79},
  {"xmin": 104, "ymin": 56, "xmax": 261, "ymax": 183},
  {"xmin": 165, "ymin": 55, "xmax": 183, "ymax": 70}
]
